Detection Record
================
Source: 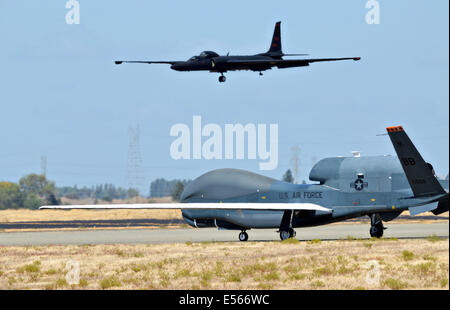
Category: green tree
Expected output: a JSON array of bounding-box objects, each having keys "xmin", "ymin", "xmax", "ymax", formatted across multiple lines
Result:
[
  {"xmin": 171, "ymin": 181, "xmax": 185, "ymax": 201},
  {"xmin": 23, "ymin": 193, "xmax": 43, "ymax": 209},
  {"xmin": 19, "ymin": 174, "xmax": 54, "ymax": 196},
  {"xmin": 19, "ymin": 173, "xmax": 59, "ymax": 206},
  {"xmin": 0, "ymin": 182, "xmax": 24, "ymax": 209},
  {"xmin": 127, "ymin": 188, "xmax": 139, "ymax": 198},
  {"xmin": 282, "ymin": 169, "xmax": 294, "ymax": 183},
  {"xmin": 150, "ymin": 178, "xmax": 191, "ymax": 197}
]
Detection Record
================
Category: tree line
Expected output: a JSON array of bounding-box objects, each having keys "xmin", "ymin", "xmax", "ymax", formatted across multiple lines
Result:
[
  {"xmin": 0, "ymin": 174, "xmax": 140, "ymax": 210},
  {"xmin": 0, "ymin": 174, "xmax": 59, "ymax": 209},
  {"xmin": 1, "ymin": 170, "xmax": 298, "ymax": 209},
  {"xmin": 149, "ymin": 178, "xmax": 191, "ymax": 201},
  {"xmin": 56, "ymin": 184, "xmax": 139, "ymax": 202}
]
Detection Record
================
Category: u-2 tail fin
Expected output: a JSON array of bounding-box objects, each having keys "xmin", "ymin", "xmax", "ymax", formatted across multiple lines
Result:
[
  {"xmin": 386, "ymin": 126, "xmax": 446, "ymax": 197},
  {"xmin": 267, "ymin": 21, "xmax": 282, "ymax": 56}
]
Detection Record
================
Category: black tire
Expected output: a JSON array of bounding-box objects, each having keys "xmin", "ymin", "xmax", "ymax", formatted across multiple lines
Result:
[
  {"xmin": 288, "ymin": 228, "xmax": 296, "ymax": 238},
  {"xmin": 370, "ymin": 224, "xmax": 384, "ymax": 238},
  {"xmin": 279, "ymin": 231, "xmax": 290, "ymax": 240},
  {"xmin": 239, "ymin": 231, "xmax": 248, "ymax": 242},
  {"xmin": 218, "ymin": 75, "xmax": 226, "ymax": 83}
]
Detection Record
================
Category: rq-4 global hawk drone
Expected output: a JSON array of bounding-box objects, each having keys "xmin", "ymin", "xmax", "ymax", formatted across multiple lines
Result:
[
  {"xmin": 42, "ymin": 126, "xmax": 449, "ymax": 242},
  {"xmin": 114, "ymin": 21, "xmax": 360, "ymax": 82}
]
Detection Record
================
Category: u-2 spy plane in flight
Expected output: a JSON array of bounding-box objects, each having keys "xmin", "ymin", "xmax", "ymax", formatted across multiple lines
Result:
[
  {"xmin": 42, "ymin": 126, "xmax": 448, "ymax": 242},
  {"xmin": 114, "ymin": 21, "xmax": 361, "ymax": 82}
]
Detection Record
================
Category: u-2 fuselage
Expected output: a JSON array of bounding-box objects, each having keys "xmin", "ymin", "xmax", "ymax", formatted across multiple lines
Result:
[{"xmin": 170, "ymin": 54, "xmax": 277, "ymax": 73}]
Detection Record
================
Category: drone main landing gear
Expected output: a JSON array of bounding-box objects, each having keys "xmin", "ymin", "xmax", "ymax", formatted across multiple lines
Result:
[
  {"xmin": 369, "ymin": 213, "xmax": 386, "ymax": 238},
  {"xmin": 259, "ymin": 72, "xmax": 263, "ymax": 76},
  {"xmin": 278, "ymin": 210, "xmax": 296, "ymax": 240},
  {"xmin": 238, "ymin": 231, "xmax": 248, "ymax": 242},
  {"xmin": 218, "ymin": 73, "xmax": 226, "ymax": 83},
  {"xmin": 279, "ymin": 228, "xmax": 296, "ymax": 240}
]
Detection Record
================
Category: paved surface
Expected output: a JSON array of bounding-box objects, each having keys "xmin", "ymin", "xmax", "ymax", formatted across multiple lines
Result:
[
  {"xmin": 0, "ymin": 222, "xmax": 447, "ymax": 246},
  {"xmin": 0, "ymin": 219, "xmax": 184, "ymax": 230}
]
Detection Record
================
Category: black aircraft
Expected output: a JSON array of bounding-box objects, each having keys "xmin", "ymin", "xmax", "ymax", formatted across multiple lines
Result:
[{"xmin": 115, "ymin": 21, "xmax": 361, "ymax": 82}]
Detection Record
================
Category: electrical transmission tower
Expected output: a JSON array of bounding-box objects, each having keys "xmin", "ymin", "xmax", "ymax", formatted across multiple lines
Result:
[
  {"xmin": 291, "ymin": 145, "xmax": 300, "ymax": 184},
  {"xmin": 127, "ymin": 125, "xmax": 145, "ymax": 196},
  {"xmin": 41, "ymin": 156, "xmax": 47, "ymax": 177}
]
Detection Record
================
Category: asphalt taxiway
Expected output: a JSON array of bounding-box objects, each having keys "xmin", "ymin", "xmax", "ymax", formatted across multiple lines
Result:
[{"xmin": 0, "ymin": 222, "xmax": 447, "ymax": 246}]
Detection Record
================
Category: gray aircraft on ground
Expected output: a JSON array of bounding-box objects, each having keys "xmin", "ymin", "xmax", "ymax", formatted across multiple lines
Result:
[
  {"xmin": 114, "ymin": 21, "xmax": 361, "ymax": 82},
  {"xmin": 42, "ymin": 126, "xmax": 449, "ymax": 242}
]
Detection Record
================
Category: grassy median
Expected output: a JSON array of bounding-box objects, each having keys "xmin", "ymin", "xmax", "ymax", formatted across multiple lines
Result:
[{"xmin": 0, "ymin": 237, "xmax": 448, "ymax": 290}]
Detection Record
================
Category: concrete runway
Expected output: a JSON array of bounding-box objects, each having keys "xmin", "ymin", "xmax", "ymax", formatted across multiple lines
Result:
[
  {"xmin": 0, "ymin": 219, "xmax": 184, "ymax": 230},
  {"xmin": 0, "ymin": 222, "xmax": 448, "ymax": 246}
]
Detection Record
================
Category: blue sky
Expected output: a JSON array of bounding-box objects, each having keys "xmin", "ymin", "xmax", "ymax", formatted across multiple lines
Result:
[{"xmin": 0, "ymin": 0, "xmax": 448, "ymax": 195}]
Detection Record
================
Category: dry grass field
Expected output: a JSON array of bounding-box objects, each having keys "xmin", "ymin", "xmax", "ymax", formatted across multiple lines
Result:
[
  {"xmin": 0, "ymin": 197, "xmax": 182, "ymax": 223},
  {"xmin": 0, "ymin": 237, "xmax": 447, "ymax": 290},
  {"xmin": 0, "ymin": 209, "xmax": 183, "ymax": 223}
]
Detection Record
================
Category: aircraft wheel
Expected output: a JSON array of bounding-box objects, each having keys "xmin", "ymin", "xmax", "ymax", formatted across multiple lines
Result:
[
  {"xmin": 370, "ymin": 224, "xmax": 384, "ymax": 238},
  {"xmin": 239, "ymin": 231, "xmax": 248, "ymax": 242},
  {"xmin": 288, "ymin": 228, "xmax": 296, "ymax": 238},
  {"xmin": 218, "ymin": 75, "xmax": 226, "ymax": 83},
  {"xmin": 279, "ymin": 231, "xmax": 290, "ymax": 240}
]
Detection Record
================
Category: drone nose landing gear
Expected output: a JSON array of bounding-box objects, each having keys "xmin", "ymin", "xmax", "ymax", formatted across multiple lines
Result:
[{"xmin": 238, "ymin": 231, "xmax": 248, "ymax": 242}]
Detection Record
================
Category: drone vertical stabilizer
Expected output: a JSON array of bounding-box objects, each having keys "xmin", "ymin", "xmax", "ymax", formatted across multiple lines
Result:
[{"xmin": 386, "ymin": 126, "xmax": 446, "ymax": 197}]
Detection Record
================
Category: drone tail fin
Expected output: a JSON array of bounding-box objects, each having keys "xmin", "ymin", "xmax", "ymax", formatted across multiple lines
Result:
[{"xmin": 386, "ymin": 126, "xmax": 446, "ymax": 197}]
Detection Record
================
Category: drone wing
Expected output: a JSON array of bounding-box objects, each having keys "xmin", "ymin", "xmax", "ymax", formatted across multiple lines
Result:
[{"xmin": 40, "ymin": 202, "xmax": 333, "ymax": 213}]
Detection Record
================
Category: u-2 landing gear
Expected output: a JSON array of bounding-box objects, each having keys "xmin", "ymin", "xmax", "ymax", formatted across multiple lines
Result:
[
  {"xmin": 369, "ymin": 213, "xmax": 386, "ymax": 238},
  {"xmin": 238, "ymin": 231, "xmax": 248, "ymax": 242},
  {"xmin": 218, "ymin": 74, "xmax": 226, "ymax": 83}
]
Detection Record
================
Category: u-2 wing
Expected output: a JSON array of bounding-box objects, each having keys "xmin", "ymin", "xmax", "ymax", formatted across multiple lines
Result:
[
  {"xmin": 114, "ymin": 60, "xmax": 177, "ymax": 65},
  {"xmin": 40, "ymin": 203, "xmax": 332, "ymax": 213},
  {"xmin": 227, "ymin": 57, "xmax": 360, "ymax": 69}
]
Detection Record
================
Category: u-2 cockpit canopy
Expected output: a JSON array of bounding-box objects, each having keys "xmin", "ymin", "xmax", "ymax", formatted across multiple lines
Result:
[
  {"xmin": 188, "ymin": 51, "xmax": 219, "ymax": 61},
  {"xmin": 199, "ymin": 51, "xmax": 219, "ymax": 58}
]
